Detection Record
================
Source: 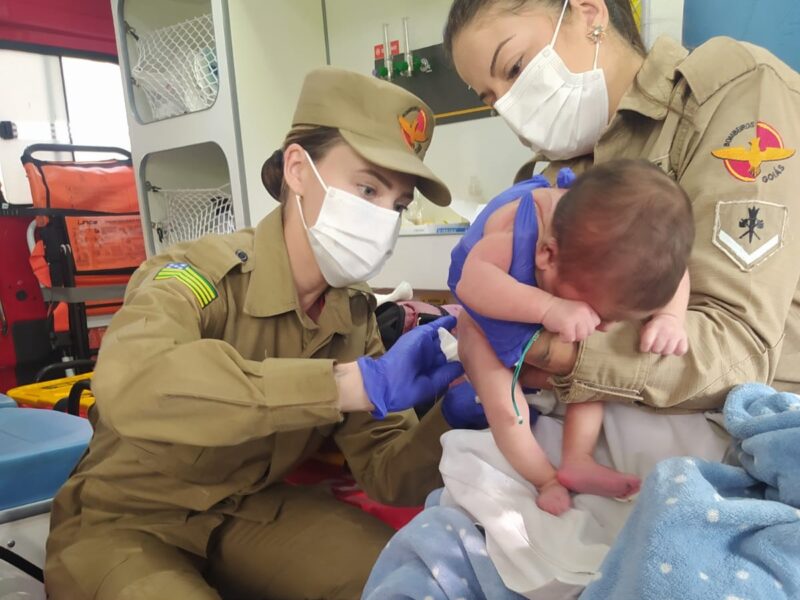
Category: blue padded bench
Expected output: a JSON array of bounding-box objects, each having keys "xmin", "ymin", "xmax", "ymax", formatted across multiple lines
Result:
[
  {"xmin": 0, "ymin": 407, "xmax": 91, "ymax": 511},
  {"xmin": 0, "ymin": 394, "xmax": 17, "ymax": 409}
]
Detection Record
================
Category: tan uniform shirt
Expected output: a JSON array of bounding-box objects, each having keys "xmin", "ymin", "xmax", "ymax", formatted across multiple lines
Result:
[
  {"xmin": 531, "ymin": 37, "xmax": 800, "ymax": 410},
  {"xmin": 48, "ymin": 208, "xmax": 449, "ymax": 559}
]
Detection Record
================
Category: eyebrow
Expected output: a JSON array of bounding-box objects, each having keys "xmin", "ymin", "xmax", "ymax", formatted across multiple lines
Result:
[
  {"xmin": 360, "ymin": 168, "xmax": 392, "ymax": 188},
  {"xmin": 359, "ymin": 168, "xmax": 414, "ymax": 201},
  {"xmin": 490, "ymin": 35, "xmax": 515, "ymax": 78},
  {"xmin": 478, "ymin": 35, "xmax": 516, "ymax": 101}
]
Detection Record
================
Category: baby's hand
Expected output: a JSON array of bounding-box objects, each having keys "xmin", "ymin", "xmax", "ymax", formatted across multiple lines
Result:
[
  {"xmin": 541, "ymin": 298, "xmax": 600, "ymax": 342},
  {"xmin": 640, "ymin": 314, "xmax": 689, "ymax": 355}
]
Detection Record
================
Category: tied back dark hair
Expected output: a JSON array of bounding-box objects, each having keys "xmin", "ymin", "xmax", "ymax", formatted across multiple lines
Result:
[
  {"xmin": 443, "ymin": 0, "xmax": 646, "ymax": 60},
  {"xmin": 260, "ymin": 126, "xmax": 343, "ymax": 201}
]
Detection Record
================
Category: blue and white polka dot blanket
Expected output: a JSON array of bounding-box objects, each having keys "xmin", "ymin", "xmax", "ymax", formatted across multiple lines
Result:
[
  {"xmin": 363, "ymin": 499, "xmax": 527, "ymax": 600},
  {"xmin": 582, "ymin": 383, "xmax": 800, "ymax": 600}
]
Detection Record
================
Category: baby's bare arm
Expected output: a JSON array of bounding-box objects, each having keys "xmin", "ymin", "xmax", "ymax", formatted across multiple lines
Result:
[
  {"xmin": 458, "ymin": 312, "xmax": 557, "ymax": 488},
  {"xmin": 640, "ymin": 270, "xmax": 691, "ymax": 355},
  {"xmin": 456, "ymin": 231, "xmax": 555, "ymax": 323},
  {"xmin": 657, "ymin": 270, "xmax": 690, "ymax": 322}
]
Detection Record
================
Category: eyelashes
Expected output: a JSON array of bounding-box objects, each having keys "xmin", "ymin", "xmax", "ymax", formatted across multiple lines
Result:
[{"xmin": 507, "ymin": 57, "xmax": 523, "ymax": 80}]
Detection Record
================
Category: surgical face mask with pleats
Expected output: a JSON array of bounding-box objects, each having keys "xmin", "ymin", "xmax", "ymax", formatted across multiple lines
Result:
[
  {"xmin": 295, "ymin": 150, "xmax": 401, "ymax": 288},
  {"xmin": 493, "ymin": 0, "xmax": 609, "ymax": 160}
]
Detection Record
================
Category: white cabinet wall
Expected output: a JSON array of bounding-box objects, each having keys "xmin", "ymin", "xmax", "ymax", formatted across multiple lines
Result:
[
  {"xmin": 110, "ymin": 0, "xmax": 326, "ymax": 255},
  {"xmin": 642, "ymin": 0, "xmax": 685, "ymax": 48}
]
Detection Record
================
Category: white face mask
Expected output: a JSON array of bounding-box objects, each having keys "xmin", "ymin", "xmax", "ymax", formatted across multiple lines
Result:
[
  {"xmin": 493, "ymin": 0, "xmax": 609, "ymax": 160},
  {"xmin": 296, "ymin": 150, "xmax": 401, "ymax": 288}
]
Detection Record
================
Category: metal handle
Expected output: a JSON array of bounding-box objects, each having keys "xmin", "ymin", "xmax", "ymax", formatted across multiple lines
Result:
[
  {"xmin": 21, "ymin": 143, "xmax": 131, "ymax": 163},
  {"xmin": 383, "ymin": 23, "xmax": 393, "ymax": 81},
  {"xmin": 34, "ymin": 359, "xmax": 95, "ymax": 383},
  {"xmin": 67, "ymin": 379, "xmax": 93, "ymax": 416},
  {"xmin": 403, "ymin": 17, "xmax": 413, "ymax": 77}
]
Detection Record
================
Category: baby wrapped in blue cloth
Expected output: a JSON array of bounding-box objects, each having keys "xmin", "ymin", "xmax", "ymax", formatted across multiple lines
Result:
[{"xmin": 448, "ymin": 160, "xmax": 694, "ymax": 515}]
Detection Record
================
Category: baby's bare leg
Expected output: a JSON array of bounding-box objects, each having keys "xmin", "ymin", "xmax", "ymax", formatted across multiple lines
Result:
[
  {"xmin": 557, "ymin": 402, "xmax": 640, "ymax": 498},
  {"xmin": 457, "ymin": 312, "xmax": 571, "ymax": 515}
]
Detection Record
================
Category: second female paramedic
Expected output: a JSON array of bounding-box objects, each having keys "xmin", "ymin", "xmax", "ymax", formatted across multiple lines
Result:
[
  {"xmin": 447, "ymin": 0, "xmax": 800, "ymax": 407},
  {"xmin": 45, "ymin": 67, "xmax": 476, "ymax": 600},
  {"xmin": 362, "ymin": 2, "xmax": 800, "ymax": 597}
]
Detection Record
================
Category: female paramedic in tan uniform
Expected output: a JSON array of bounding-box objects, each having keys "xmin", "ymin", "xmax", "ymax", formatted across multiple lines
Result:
[
  {"xmin": 45, "ymin": 67, "xmax": 478, "ymax": 600},
  {"xmin": 446, "ymin": 0, "xmax": 800, "ymax": 409},
  {"xmin": 361, "ymin": 1, "xmax": 800, "ymax": 597}
]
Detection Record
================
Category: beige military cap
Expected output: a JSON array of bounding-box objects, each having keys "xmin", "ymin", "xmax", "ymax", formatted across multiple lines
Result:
[{"xmin": 292, "ymin": 67, "xmax": 451, "ymax": 206}]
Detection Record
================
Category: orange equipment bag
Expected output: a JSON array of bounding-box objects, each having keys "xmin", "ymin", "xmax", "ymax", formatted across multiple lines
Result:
[
  {"xmin": 21, "ymin": 145, "xmax": 146, "ymax": 351},
  {"xmin": 21, "ymin": 144, "xmax": 146, "ymax": 271}
]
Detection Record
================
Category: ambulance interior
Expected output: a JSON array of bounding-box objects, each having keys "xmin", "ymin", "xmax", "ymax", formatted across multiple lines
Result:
[{"xmin": 0, "ymin": 1, "xmax": 798, "ymax": 598}]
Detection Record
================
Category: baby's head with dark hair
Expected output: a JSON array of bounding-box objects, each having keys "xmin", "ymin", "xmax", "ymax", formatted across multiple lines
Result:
[{"xmin": 550, "ymin": 160, "xmax": 693, "ymax": 319}]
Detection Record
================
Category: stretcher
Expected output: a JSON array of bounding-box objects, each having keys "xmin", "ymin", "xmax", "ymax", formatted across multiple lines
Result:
[{"xmin": 6, "ymin": 371, "xmax": 94, "ymax": 417}]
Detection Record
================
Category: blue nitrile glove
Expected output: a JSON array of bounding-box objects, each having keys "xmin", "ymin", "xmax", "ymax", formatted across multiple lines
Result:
[
  {"xmin": 556, "ymin": 166, "xmax": 577, "ymax": 189},
  {"xmin": 357, "ymin": 316, "xmax": 465, "ymax": 419},
  {"xmin": 441, "ymin": 381, "xmax": 489, "ymax": 430},
  {"xmin": 441, "ymin": 381, "xmax": 539, "ymax": 429}
]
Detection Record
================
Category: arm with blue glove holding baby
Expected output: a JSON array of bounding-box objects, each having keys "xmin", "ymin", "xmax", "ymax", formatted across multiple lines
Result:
[
  {"xmin": 348, "ymin": 314, "xmax": 486, "ymax": 429},
  {"xmin": 322, "ymin": 312, "xmax": 492, "ymax": 507},
  {"xmin": 449, "ymin": 161, "xmax": 693, "ymax": 515}
]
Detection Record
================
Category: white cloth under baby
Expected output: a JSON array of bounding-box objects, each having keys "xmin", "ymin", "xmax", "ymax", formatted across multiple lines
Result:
[
  {"xmin": 438, "ymin": 328, "xmax": 460, "ymax": 363},
  {"xmin": 438, "ymin": 395, "xmax": 731, "ymax": 598},
  {"xmin": 373, "ymin": 280, "xmax": 413, "ymax": 306}
]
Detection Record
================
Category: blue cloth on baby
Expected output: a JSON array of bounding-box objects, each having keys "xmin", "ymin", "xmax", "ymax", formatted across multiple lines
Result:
[
  {"xmin": 581, "ymin": 383, "xmax": 800, "ymax": 600},
  {"xmin": 448, "ymin": 169, "xmax": 575, "ymax": 368}
]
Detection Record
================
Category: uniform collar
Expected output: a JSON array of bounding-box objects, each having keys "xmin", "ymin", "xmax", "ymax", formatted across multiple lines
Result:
[
  {"xmin": 616, "ymin": 36, "xmax": 689, "ymax": 120},
  {"xmin": 243, "ymin": 208, "xmax": 370, "ymax": 334}
]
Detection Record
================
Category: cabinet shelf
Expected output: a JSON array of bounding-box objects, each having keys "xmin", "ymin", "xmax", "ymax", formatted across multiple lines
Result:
[
  {"xmin": 142, "ymin": 142, "xmax": 231, "ymax": 252},
  {"xmin": 122, "ymin": 0, "xmax": 216, "ymax": 124},
  {"xmin": 111, "ymin": 0, "xmax": 328, "ymax": 255}
]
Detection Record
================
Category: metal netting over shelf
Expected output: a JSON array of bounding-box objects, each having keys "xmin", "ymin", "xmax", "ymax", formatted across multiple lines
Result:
[
  {"xmin": 154, "ymin": 184, "xmax": 235, "ymax": 246},
  {"xmin": 130, "ymin": 14, "xmax": 219, "ymax": 120}
]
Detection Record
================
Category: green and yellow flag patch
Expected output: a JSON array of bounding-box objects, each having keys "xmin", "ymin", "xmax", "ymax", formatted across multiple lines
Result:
[{"xmin": 154, "ymin": 262, "xmax": 218, "ymax": 308}]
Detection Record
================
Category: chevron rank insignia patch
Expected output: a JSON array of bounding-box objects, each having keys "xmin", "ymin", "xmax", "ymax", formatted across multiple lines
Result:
[
  {"xmin": 154, "ymin": 262, "xmax": 218, "ymax": 308},
  {"xmin": 712, "ymin": 201, "xmax": 787, "ymax": 271}
]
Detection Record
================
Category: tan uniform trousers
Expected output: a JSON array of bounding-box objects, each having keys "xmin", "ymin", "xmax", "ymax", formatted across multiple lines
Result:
[{"xmin": 46, "ymin": 484, "xmax": 394, "ymax": 600}]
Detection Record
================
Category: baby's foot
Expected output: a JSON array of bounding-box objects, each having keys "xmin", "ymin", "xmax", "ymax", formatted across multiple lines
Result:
[
  {"xmin": 557, "ymin": 457, "xmax": 640, "ymax": 499},
  {"xmin": 536, "ymin": 479, "xmax": 572, "ymax": 516}
]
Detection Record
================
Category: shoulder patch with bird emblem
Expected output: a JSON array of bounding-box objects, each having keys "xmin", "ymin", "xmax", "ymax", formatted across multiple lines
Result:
[{"xmin": 711, "ymin": 121, "xmax": 795, "ymax": 184}]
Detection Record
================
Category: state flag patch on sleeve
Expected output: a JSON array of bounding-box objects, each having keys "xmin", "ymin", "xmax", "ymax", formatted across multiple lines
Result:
[{"xmin": 154, "ymin": 262, "xmax": 218, "ymax": 308}]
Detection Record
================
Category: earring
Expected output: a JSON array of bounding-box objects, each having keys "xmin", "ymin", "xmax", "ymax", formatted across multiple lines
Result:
[{"xmin": 587, "ymin": 24, "xmax": 605, "ymax": 44}]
